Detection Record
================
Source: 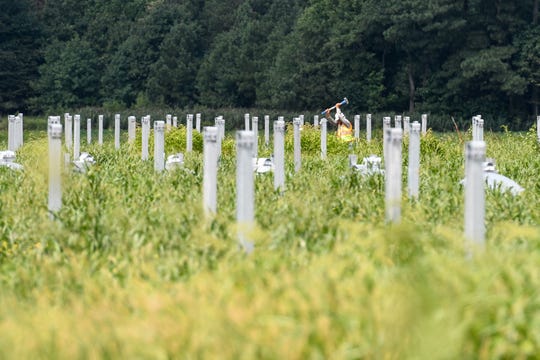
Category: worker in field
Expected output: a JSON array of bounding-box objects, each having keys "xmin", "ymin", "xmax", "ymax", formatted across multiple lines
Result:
[{"xmin": 324, "ymin": 99, "xmax": 354, "ymax": 142}]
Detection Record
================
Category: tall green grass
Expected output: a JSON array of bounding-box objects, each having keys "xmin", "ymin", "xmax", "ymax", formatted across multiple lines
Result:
[{"xmin": 0, "ymin": 125, "xmax": 539, "ymax": 358}]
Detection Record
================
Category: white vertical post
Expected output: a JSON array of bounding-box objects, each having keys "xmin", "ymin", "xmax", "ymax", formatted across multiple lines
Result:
[
  {"xmin": 203, "ymin": 126, "xmax": 219, "ymax": 215},
  {"xmin": 186, "ymin": 114, "xmax": 193, "ymax": 152},
  {"xmin": 12, "ymin": 115, "xmax": 22, "ymax": 150},
  {"xmin": 464, "ymin": 141, "xmax": 486, "ymax": 251},
  {"xmin": 252, "ymin": 116, "xmax": 258, "ymax": 158},
  {"xmin": 73, "ymin": 114, "xmax": 80, "ymax": 159},
  {"xmin": 141, "ymin": 116, "xmax": 150, "ymax": 160},
  {"xmin": 264, "ymin": 115, "xmax": 270, "ymax": 146},
  {"xmin": 477, "ymin": 118, "xmax": 484, "ymax": 141},
  {"xmin": 366, "ymin": 113, "xmax": 372, "ymax": 142},
  {"xmin": 236, "ymin": 130, "xmax": 255, "ymax": 254},
  {"xmin": 403, "ymin": 116, "xmax": 410, "ymax": 136},
  {"xmin": 48, "ymin": 122, "xmax": 63, "ymax": 216},
  {"xmin": 354, "ymin": 115, "xmax": 360, "ymax": 139},
  {"xmin": 421, "ymin": 114, "xmax": 427, "ymax": 135},
  {"xmin": 114, "ymin": 114, "xmax": 120, "ymax": 149},
  {"xmin": 293, "ymin": 117, "xmax": 301, "ymax": 172},
  {"xmin": 172, "ymin": 116, "xmax": 177, "ymax": 128},
  {"xmin": 321, "ymin": 118, "xmax": 327, "ymax": 160},
  {"xmin": 12, "ymin": 115, "xmax": 19, "ymax": 150},
  {"xmin": 7, "ymin": 115, "xmax": 15, "ymax": 151},
  {"xmin": 128, "ymin": 116, "xmax": 136, "ymax": 143},
  {"xmin": 273, "ymin": 120, "xmax": 285, "ymax": 191},
  {"xmin": 98, "ymin": 115, "xmax": 103, "ymax": 145},
  {"xmin": 385, "ymin": 128, "xmax": 403, "ymax": 223},
  {"xmin": 166, "ymin": 114, "xmax": 172, "ymax": 128},
  {"xmin": 18, "ymin": 113, "xmax": 23, "ymax": 147},
  {"xmin": 395, "ymin": 115, "xmax": 402, "ymax": 129},
  {"xmin": 87, "ymin": 118, "xmax": 92, "ymax": 144},
  {"xmin": 383, "ymin": 116, "xmax": 391, "ymax": 163},
  {"xmin": 472, "ymin": 115, "xmax": 479, "ymax": 140},
  {"xmin": 217, "ymin": 116, "xmax": 225, "ymax": 140},
  {"xmin": 244, "ymin": 113, "xmax": 250, "ymax": 130},
  {"xmin": 314, "ymin": 115, "xmax": 319, "ymax": 128},
  {"xmin": 154, "ymin": 121, "xmax": 165, "ymax": 172},
  {"xmin": 65, "ymin": 113, "xmax": 72, "ymax": 151},
  {"xmin": 408, "ymin": 121, "xmax": 421, "ymax": 199},
  {"xmin": 537, "ymin": 115, "xmax": 540, "ymax": 143},
  {"xmin": 196, "ymin": 113, "xmax": 201, "ymax": 132},
  {"xmin": 215, "ymin": 117, "xmax": 225, "ymax": 159}
]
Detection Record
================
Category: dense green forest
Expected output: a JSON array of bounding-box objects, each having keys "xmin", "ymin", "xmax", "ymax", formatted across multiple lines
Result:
[{"xmin": 1, "ymin": 0, "xmax": 539, "ymax": 127}]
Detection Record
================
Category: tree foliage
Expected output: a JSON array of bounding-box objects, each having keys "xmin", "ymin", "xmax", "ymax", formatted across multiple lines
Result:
[{"xmin": 2, "ymin": 0, "xmax": 539, "ymax": 126}]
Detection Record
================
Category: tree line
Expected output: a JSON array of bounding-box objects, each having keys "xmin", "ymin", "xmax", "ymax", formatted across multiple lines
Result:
[{"xmin": 1, "ymin": 0, "xmax": 539, "ymax": 128}]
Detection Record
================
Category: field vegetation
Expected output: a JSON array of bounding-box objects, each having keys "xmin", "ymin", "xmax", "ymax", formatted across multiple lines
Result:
[{"xmin": 0, "ymin": 123, "xmax": 539, "ymax": 358}]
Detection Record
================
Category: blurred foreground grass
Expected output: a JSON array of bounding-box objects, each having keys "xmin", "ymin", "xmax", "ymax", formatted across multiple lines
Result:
[{"xmin": 0, "ymin": 126, "xmax": 539, "ymax": 359}]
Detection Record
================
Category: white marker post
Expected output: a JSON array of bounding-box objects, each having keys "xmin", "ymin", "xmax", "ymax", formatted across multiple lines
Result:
[
  {"xmin": 7, "ymin": 115, "xmax": 15, "ymax": 151},
  {"xmin": 128, "ymin": 116, "xmax": 136, "ymax": 143},
  {"xmin": 464, "ymin": 141, "xmax": 486, "ymax": 252},
  {"xmin": 186, "ymin": 114, "xmax": 193, "ymax": 152},
  {"xmin": 403, "ymin": 116, "xmax": 410, "ymax": 136},
  {"xmin": 141, "ymin": 116, "xmax": 150, "ymax": 160},
  {"xmin": 477, "ymin": 118, "xmax": 484, "ymax": 141},
  {"xmin": 196, "ymin": 113, "xmax": 201, "ymax": 132},
  {"xmin": 154, "ymin": 121, "xmax": 165, "ymax": 172},
  {"xmin": 366, "ymin": 113, "xmax": 372, "ymax": 142},
  {"xmin": 203, "ymin": 126, "xmax": 219, "ymax": 215},
  {"xmin": 273, "ymin": 120, "xmax": 285, "ymax": 191},
  {"xmin": 471, "ymin": 116, "xmax": 477, "ymax": 141},
  {"xmin": 314, "ymin": 115, "xmax": 319, "ymax": 128},
  {"xmin": 166, "ymin": 114, "xmax": 172, "ymax": 128},
  {"xmin": 264, "ymin": 115, "xmax": 270, "ymax": 146},
  {"xmin": 537, "ymin": 115, "xmax": 540, "ymax": 143},
  {"xmin": 65, "ymin": 113, "xmax": 73, "ymax": 151},
  {"xmin": 236, "ymin": 130, "xmax": 255, "ymax": 254},
  {"xmin": 98, "ymin": 115, "xmax": 103, "ymax": 145},
  {"xmin": 48, "ymin": 122, "xmax": 63, "ymax": 217},
  {"xmin": 293, "ymin": 117, "xmax": 301, "ymax": 172},
  {"xmin": 14, "ymin": 114, "xmax": 20, "ymax": 150},
  {"xmin": 73, "ymin": 114, "xmax": 80, "ymax": 159},
  {"xmin": 252, "ymin": 116, "xmax": 259, "ymax": 158},
  {"xmin": 421, "ymin": 114, "xmax": 427, "ymax": 135},
  {"xmin": 87, "ymin": 118, "xmax": 92, "ymax": 144},
  {"xmin": 13, "ymin": 115, "xmax": 22, "ymax": 150},
  {"xmin": 320, "ymin": 117, "xmax": 327, "ymax": 160},
  {"xmin": 395, "ymin": 115, "xmax": 402, "ymax": 129},
  {"xmin": 173, "ymin": 116, "xmax": 178, "ymax": 128},
  {"xmin": 244, "ymin": 113, "xmax": 250, "ymax": 131},
  {"xmin": 385, "ymin": 128, "xmax": 403, "ymax": 223},
  {"xmin": 354, "ymin": 115, "xmax": 360, "ymax": 139},
  {"xmin": 114, "ymin": 114, "xmax": 120, "ymax": 149},
  {"xmin": 17, "ymin": 113, "xmax": 23, "ymax": 147},
  {"xmin": 383, "ymin": 116, "xmax": 391, "ymax": 163},
  {"xmin": 408, "ymin": 121, "xmax": 421, "ymax": 199},
  {"xmin": 215, "ymin": 117, "xmax": 225, "ymax": 159}
]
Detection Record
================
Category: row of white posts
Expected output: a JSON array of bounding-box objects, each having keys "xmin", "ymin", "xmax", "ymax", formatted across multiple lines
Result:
[
  {"xmin": 47, "ymin": 112, "xmax": 537, "ymax": 255},
  {"xmin": 383, "ymin": 119, "xmax": 485, "ymax": 254},
  {"xmin": 384, "ymin": 122, "xmax": 422, "ymax": 223},
  {"xmin": 242, "ymin": 113, "xmax": 428, "ymax": 146},
  {"xmin": 61, "ymin": 112, "xmax": 203, "ymax": 154},
  {"xmin": 7, "ymin": 114, "xmax": 23, "ymax": 151}
]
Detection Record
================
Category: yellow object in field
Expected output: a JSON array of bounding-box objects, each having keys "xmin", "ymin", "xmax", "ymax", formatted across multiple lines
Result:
[{"xmin": 337, "ymin": 122, "xmax": 354, "ymax": 142}]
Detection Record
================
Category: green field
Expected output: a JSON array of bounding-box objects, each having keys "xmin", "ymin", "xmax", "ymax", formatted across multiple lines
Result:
[{"xmin": 1, "ymin": 125, "xmax": 539, "ymax": 359}]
